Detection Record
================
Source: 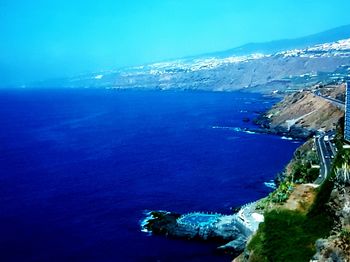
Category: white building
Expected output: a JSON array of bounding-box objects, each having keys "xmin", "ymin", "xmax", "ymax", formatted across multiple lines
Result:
[{"xmin": 345, "ymin": 82, "xmax": 350, "ymax": 142}]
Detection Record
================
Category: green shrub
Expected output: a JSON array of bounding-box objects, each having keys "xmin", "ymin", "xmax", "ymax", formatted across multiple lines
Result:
[
  {"xmin": 248, "ymin": 209, "xmax": 332, "ymax": 262},
  {"xmin": 340, "ymin": 229, "xmax": 350, "ymax": 242},
  {"xmin": 268, "ymin": 180, "xmax": 294, "ymax": 203}
]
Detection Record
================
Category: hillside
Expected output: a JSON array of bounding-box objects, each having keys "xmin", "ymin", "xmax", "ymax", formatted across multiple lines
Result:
[
  {"xmin": 239, "ymin": 126, "xmax": 350, "ymax": 262},
  {"xmin": 255, "ymin": 89, "xmax": 344, "ymax": 138}
]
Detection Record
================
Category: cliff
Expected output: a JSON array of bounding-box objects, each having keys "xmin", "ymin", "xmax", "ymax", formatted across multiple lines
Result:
[
  {"xmin": 312, "ymin": 185, "xmax": 350, "ymax": 261},
  {"xmin": 312, "ymin": 147, "xmax": 350, "ymax": 261},
  {"xmin": 236, "ymin": 121, "xmax": 350, "ymax": 262}
]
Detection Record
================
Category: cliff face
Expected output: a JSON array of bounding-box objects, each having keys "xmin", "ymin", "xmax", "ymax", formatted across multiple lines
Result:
[
  {"xmin": 236, "ymin": 103, "xmax": 349, "ymax": 262},
  {"xmin": 256, "ymin": 90, "xmax": 343, "ymax": 138},
  {"xmin": 312, "ymin": 185, "xmax": 350, "ymax": 261},
  {"xmin": 312, "ymin": 152, "xmax": 350, "ymax": 262},
  {"xmin": 230, "ymin": 139, "xmax": 322, "ymax": 262},
  {"xmin": 269, "ymin": 91, "xmax": 342, "ymax": 130}
]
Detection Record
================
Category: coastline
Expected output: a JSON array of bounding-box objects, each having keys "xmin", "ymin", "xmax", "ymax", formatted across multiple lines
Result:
[
  {"xmin": 140, "ymin": 87, "xmax": 346, "ymax": 260},
  {"xmin": 140, "ymin": 93, "xmax": 307, "ymax": 255}
]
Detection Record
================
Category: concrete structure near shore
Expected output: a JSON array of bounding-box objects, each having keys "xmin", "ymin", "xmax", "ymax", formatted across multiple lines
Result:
[{"xmin": 345, "ymin": 82, "xmax": 350, "ymax": 142}]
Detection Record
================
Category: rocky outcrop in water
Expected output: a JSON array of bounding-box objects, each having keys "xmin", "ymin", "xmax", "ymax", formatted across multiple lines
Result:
[{"xmin": 141, "ymin": 210, "xmax": 255, "ymax": 255}]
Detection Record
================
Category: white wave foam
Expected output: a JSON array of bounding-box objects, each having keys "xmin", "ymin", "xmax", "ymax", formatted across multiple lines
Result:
[
  {"xmin": 212, "ymin": 126, "xmax": 232, "ymax": 129},
  {"xmin": 140, "ymin": 211, "xmax": 153, "ymax": 233},
  {"xmin": 212, "ymin": 126, "xmax": 258, "ymax": 135},
  {"xmin": 264, "ymin": 180, "xmax": 276, "ymax": 189},
  {"xmin": 140, "ymin": 210, "xmax": 170, "ymax": 234},
  {"xmin": 94, "ymin": 74, "xmax": 103, "ymax": 79}
]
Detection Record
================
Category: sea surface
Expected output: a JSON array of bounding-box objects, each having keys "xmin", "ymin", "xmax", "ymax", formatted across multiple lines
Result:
[{"xmin": 0, "ymin": 88, "xmax": 301, "ymax": 262}]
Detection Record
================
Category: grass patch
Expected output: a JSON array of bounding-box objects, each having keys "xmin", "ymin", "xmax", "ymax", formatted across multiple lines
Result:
[
  {"xmin": 258, "ymin": 139, "xmax": 320, "ymax": 208},
  {"xmin": 249, "ymin": 147, "xmax": 336, "ymax": 261},
  {"xmin": 248, "ymin": 209, "xmax": 333, "ymax": 262},
  {"xmin": 250, "ymin": 158, "xmax": 335, "ymax": 261},
  {"xmin": 308, "ymin": 176, "xmax": 334, "ymax": 217}
]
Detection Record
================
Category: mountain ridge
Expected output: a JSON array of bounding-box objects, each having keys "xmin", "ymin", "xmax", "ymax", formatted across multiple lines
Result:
[
  {"xmin": 30, "ymin": 24, "xmax": 350, "ymax": 92},
  {"xmin": 200, "ymin": 24, "xmax": 350, "ymax": 58}
]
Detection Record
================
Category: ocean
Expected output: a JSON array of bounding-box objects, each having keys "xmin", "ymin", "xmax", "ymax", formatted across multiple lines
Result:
[{"xmin": 0, "ymin": 88, "xmax": 301, "ymax": 262}]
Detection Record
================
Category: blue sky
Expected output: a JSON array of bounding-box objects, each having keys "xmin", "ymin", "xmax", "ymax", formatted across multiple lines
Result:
[{"xmin": 1, "ymin": 0, "xmax": 350, "ymax": 85}]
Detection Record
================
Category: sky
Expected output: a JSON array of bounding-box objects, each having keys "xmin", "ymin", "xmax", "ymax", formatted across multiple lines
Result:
[{"xmin": 1, "ymin": 0, "xmax": 350, "ymax": 86}]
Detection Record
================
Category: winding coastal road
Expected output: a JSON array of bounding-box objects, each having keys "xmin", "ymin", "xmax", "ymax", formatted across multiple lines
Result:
[
  {"xmin": 313, "ymin": 131, "xmax": 336, "ymax": 184},
  {"xmin": 311, "ymin": 91, "xmax": 343, "ymax": 184}
]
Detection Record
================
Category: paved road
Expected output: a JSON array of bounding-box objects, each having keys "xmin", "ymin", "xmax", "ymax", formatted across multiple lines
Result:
[
  {"xmin": 313, "ymin": 131, "xmax": 336, "ymax": 184},
  {"xmin": 314, "ymin": 92, "xmax": 345, "ymax": 111},
  {"xmin": 311, "ymin": 91, "xmax": 343, "ymax": 184}
]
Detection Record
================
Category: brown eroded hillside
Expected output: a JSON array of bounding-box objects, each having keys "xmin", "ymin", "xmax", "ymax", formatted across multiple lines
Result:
[{"xmin": 256, "ymin": 90, "xmax": 344, "ymax": 138}]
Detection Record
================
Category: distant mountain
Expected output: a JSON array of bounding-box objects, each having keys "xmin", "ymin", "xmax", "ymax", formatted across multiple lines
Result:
[
  {"xmin": 202, "ymin": 24, "xmax": 350, "ymax": 58},
  {"xmin": 32, "ymin": 25, "xmax": 350, "ymax": 93}
]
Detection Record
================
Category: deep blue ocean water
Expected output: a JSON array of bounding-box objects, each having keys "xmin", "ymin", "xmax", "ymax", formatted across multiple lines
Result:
[{"xmin": 0, "ymin": 88, "xmax": 301, "ymax": 262}]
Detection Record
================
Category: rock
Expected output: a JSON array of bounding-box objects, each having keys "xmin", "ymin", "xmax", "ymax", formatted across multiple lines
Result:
[
  {"xmin": 312, "ymin": 184, "xmax": 350, "ymax": 261},
  {"xmin": 142, "ymin": 211, "xmax": 181, "ymax": 236},
  {"xmin": 312, "ymin": 236, "xmax": 350, "ymax": 262},
  {"xmin": 217, "ymin": 235, "xmax": 247, "ymax": 255},
  {"xmin": 254, "ymin": 90, "xmax": 343, "ymax": 140}
]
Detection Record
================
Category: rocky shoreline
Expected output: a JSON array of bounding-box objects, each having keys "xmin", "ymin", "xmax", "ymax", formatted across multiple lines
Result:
[
  {"xmin": 140, "ymin": 87, "xmax": 347, "ymax": 260},
  {"xmin": 252, "ymin": 114, "xmax": 316, "ymax": 140}
]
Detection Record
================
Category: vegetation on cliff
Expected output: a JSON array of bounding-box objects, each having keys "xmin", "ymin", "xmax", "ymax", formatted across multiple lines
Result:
[
  {"xmin": 245, "ymin": 119, "xmax": 349, "ymax": 262},
  {"xmin": 256, "ymin": 139, "xmax": 320, "ymax": 209},
  {"xmin": 247, "ymin": 173, "xmax": 334, "ymax": 262},
  {"xmin": 247, "ymin": 209, "xmax": 332, "ymax": 262}
]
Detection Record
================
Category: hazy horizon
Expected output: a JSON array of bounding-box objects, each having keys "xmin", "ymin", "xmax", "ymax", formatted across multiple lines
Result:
[{"xmin": 1, "ymin": 0, "xmax": 350, "ymax": 86}]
